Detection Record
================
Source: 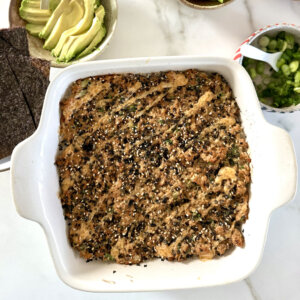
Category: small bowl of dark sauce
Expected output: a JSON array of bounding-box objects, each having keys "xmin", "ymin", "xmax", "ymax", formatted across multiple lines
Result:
[{"xmin": 179, "ymin": 0, "xmax": 235, "ymax": 9}]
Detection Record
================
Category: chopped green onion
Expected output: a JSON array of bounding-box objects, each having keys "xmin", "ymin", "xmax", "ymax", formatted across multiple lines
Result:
[
  {"xmin": 281, "ymin": 64, "xmax": 291, "ymax": 76},
  {"xmin": 256, "ymin": 61, "xmax": 265, "ymax": 74},
  {"xmin": 276, "ymin": 31, "xmax": 286, "ymax": 40},
  {"xmin": 285, "ymin": 33, "xmax": 295, "ymax": 49},
  {"xmin": 276, "ymin": 57, "xmax": 286, "ymax": 69},
  {"xmin": 281, "ymin": 52, "xmax": 292, "ymax": 62},
  {"xmin": 165, "ymin": 139, "xmax": 173, "ymax": 145},
  {"xmin": 243, "ymin": 31, "xmax": 300, "ymax": 108},
  {"xmin": 285, "ymin": 49, "xmax": 294, "ymax": 58},
  {"xmin": 243, "ymin": 57, "xmax": 251, "ymax": 68},
  {"xmin": 249, "ymin": 67, "xmax": 257, "ymax": 79},
  {"xmin": 258, "ymin": 36, "xmax": 270, "ymax": 48},
  {"xmin": 294, "ymin": 87, "xmax": 300, "ymax": 94},
  {"xmin": 295, "ymin": 71, "xmax": 300, "ymax": 83},
  {"xmin": 268, "ymin": 39, "xmax": 277, "ymax": 50},
  {"xmin": 263, "ymin": 77, "xmax": 271, "ymax": 85},
  {"xmin": 292, "ymin": 52, "xmax": 300, "ymax": 59},
  {"xmin": 289, "ymin": 61, "xmax": 299, "ymax": 73},
  {"xmin": 277, "ymin": 39, "xmax": 288, "ymax": 52}
]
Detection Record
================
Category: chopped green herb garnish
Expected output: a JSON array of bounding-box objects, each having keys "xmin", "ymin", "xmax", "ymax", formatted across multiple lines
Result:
[
  {"xmin": 81, "ymin": 79, "xmax": 89, "ymax": 88},
  {"xmin": 97, "ymin": 107, "xmax": 105, "ymax": 112},
  {"xmin": 243, "ymin": 31, "xmax": 300, "ymax": 108},
  {"xmin": 125, "ymin": 105, "xmax": 137, "ymax": 112},
  {"xmin": 258, "ymin": 36, "xmax": 270, "ymax": 48},
  {"xmin": 227, "ymin": 145, "xmax": 239, "ymax": 159},
  {"xmin": 165, "ymin": 139, "xmax": 173, "ymax": 145},
  {"xmin": 192, "ymin": 211, "xmax": 202, "ymax": 220},
  {"xmin": 104, "ymin": 253, "xmax": 115, "ymax": 261}
]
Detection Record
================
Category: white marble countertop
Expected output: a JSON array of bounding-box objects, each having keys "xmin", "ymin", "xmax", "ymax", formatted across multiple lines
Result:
[{"xmin": 1, "ymin": 0, "xmax": 300, "ymax": 299}]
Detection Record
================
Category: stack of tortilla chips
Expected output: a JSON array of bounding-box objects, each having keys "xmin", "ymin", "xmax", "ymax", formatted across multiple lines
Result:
[{"xmin": 0, "ymin": 27, "xmax": 50, "ymax": 159}]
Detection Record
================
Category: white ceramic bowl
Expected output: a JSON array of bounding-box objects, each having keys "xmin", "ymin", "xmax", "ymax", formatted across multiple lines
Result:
[
  {"xmin": 234, "ymin": 23, "xmax": 300, "ymax": 113},
  {"xmin": 11, "ymin": 56, "xmax": 297, "ymax": 292}
]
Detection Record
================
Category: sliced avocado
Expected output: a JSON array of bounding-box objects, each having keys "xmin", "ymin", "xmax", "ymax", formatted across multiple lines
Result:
[
  {"xmin": 19, "ymin": 3, "xmax": 51, "ymax": 24},
  {"xmin": 58, "ymin": 35, "xmax": 77, "ymax": 62},
  {"xmin": 19, "ymin": 7, "xmax": 51, "ymax": 18},
  {"xmin": 77, "ymin": 24, "xmax": 106, "ymax": 59},
  {"xmin": 43, "ymin": 0, "xmax": 84, "ymax": 50},
  {"xmin": 94, "ymin": 0, "xmax": 101, "ymax": 9},
  {"xmin": 43, "ymin": 14, "xmax": 64, "ymax": 49},
  {"xmin": 58, "ymin": 12, "xmax": 103, "ymax": 62},
  {"xmin": 39, "ymin": 0, "xmax": 79, "ymax": 40},
  {"xmin": 95, "ymin": 4, "xmax": 105, "ymax": 23},
  {"xmin": 25, "ymin": 23, "xmax": 44, "ymax": 37},
  {"xmin": 58, "ymin": 5, "xmax": 106, "ymax": 62},
  {"xmin": 49, "ymin": 0, "xmax": 61, "ymax": 11},
  {"xmin": 19, "ymin": 15, "xmax": 49, "ymax": 25},
  {"xmin": 22, "ymin": 0, "xmax": 40, "ymax": 2},
  {"xmin": 52, "ymin": 0, "xmax": 95, "ymax": 58},
  {"xmin": 20, "ymin": 0, "xmax": 42, "ymax": 9}
]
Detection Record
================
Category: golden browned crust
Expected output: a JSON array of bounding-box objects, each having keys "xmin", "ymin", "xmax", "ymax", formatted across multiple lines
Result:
[{"xmin": 56, "ymin": 69, "xmax": 251, "ymax": 264}]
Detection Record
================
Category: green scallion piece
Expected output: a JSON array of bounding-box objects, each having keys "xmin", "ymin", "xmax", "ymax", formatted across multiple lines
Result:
[
  {"xmin": 295, "ymin": 71, "xmax": 300, "ymax": 83},
  {"xmin": 276, "ymin": 57, "xmax": 286, "ymax": 69},
  {"xmin": 243, "ymin": 31, "xmax": 300, "ymax": 108},
  {"xmin": 277, "ymin": 39, "xmax": 288, "ymax": 52},
  {"xmin": 285, "ymin": 33, "xmax": 295, "ymax": 49},
  {"xmin": 256, "ymin": 61, "xmax": 265, "ymax": 75},
  {"xmin": 268, "ymin": 39, "xmax": 277, "ymax": 50},
  {"xmin": 249, "ymin": 67, "xmax": 257, "ymax": 79},
  {"xmin": 258, "ymin": 36, "xmax": 270, "ymax": 48},
  {"xmin": 289, "ymin": 61, "xmax": 299, "ymax": 73},
  {"xmin": 281, "ymin": 64, "xmax": 291, "ymax": 76}
]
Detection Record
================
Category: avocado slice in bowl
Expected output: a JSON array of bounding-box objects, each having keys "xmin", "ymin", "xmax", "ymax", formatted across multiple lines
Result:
[
  {"xmin": 19, "ymin": 2, "xmax": 51, "ymax": 23},
  {"xmin": 58, "ymin": 5, "xmax": 106, "ymax": 62},
  {"xmin": 20, "ymin": 0, "xmax": 42, "ymax": 9},
  {"xmin": 25, "ymin": 23, "xmax": 44, "ymax": 36},
  {"xmin": 77, "ymin": 24, "xmax": 106, "ymax": 59},
  {"xmin": 10, "ymin": 0, "xmax": 118, "ymax": 67},
  {"xmin": 43, "ymin": 0, "xmax": 84, "ymax": 50},
  {"xmin": 51, "ymin": 0, "xmax": 94, "ymax": 58},
  {"xmin": 39, "ymin": 0, "xmax": 83, "ymax": 40},
  {"xmin": 49, "ymin": 0, "xmax": 60, "ymax": 11}
]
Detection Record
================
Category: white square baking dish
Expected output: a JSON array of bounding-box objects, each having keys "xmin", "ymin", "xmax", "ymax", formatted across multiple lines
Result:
[{"xmin": 10, "ymin": 56, "xmax": 297, "ymax": 292}]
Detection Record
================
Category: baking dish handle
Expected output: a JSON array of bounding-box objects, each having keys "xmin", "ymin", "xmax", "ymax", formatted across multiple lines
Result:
[
  {"xmin": 268, "ymin": 125, "xmax": 298, "ymax": 210},
  {"xmin": 10, "ymin": 135, "xmax": 43, "ymax": 224}
]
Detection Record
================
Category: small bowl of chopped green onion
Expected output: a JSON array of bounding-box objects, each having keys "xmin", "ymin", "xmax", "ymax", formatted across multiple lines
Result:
[
  {"xmin": 179, "ymin": 0, "xmax": 235, "ymax": 10},
  {"xmin": 235, "ymin": 24, "xmax": 300, "ymax": 112}
]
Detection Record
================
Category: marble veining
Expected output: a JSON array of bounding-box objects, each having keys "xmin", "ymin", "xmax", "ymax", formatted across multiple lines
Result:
[
  {"xmin": 153, "ymin": 0, "xmax": 187, "ymax": 55},
  {"xmin": 243, "ymin": 0, "xmax": 255, "ymax": 32},
  {"xmin": 245, "ymin": 278, "xmax": 262, "ymax": 300}
]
